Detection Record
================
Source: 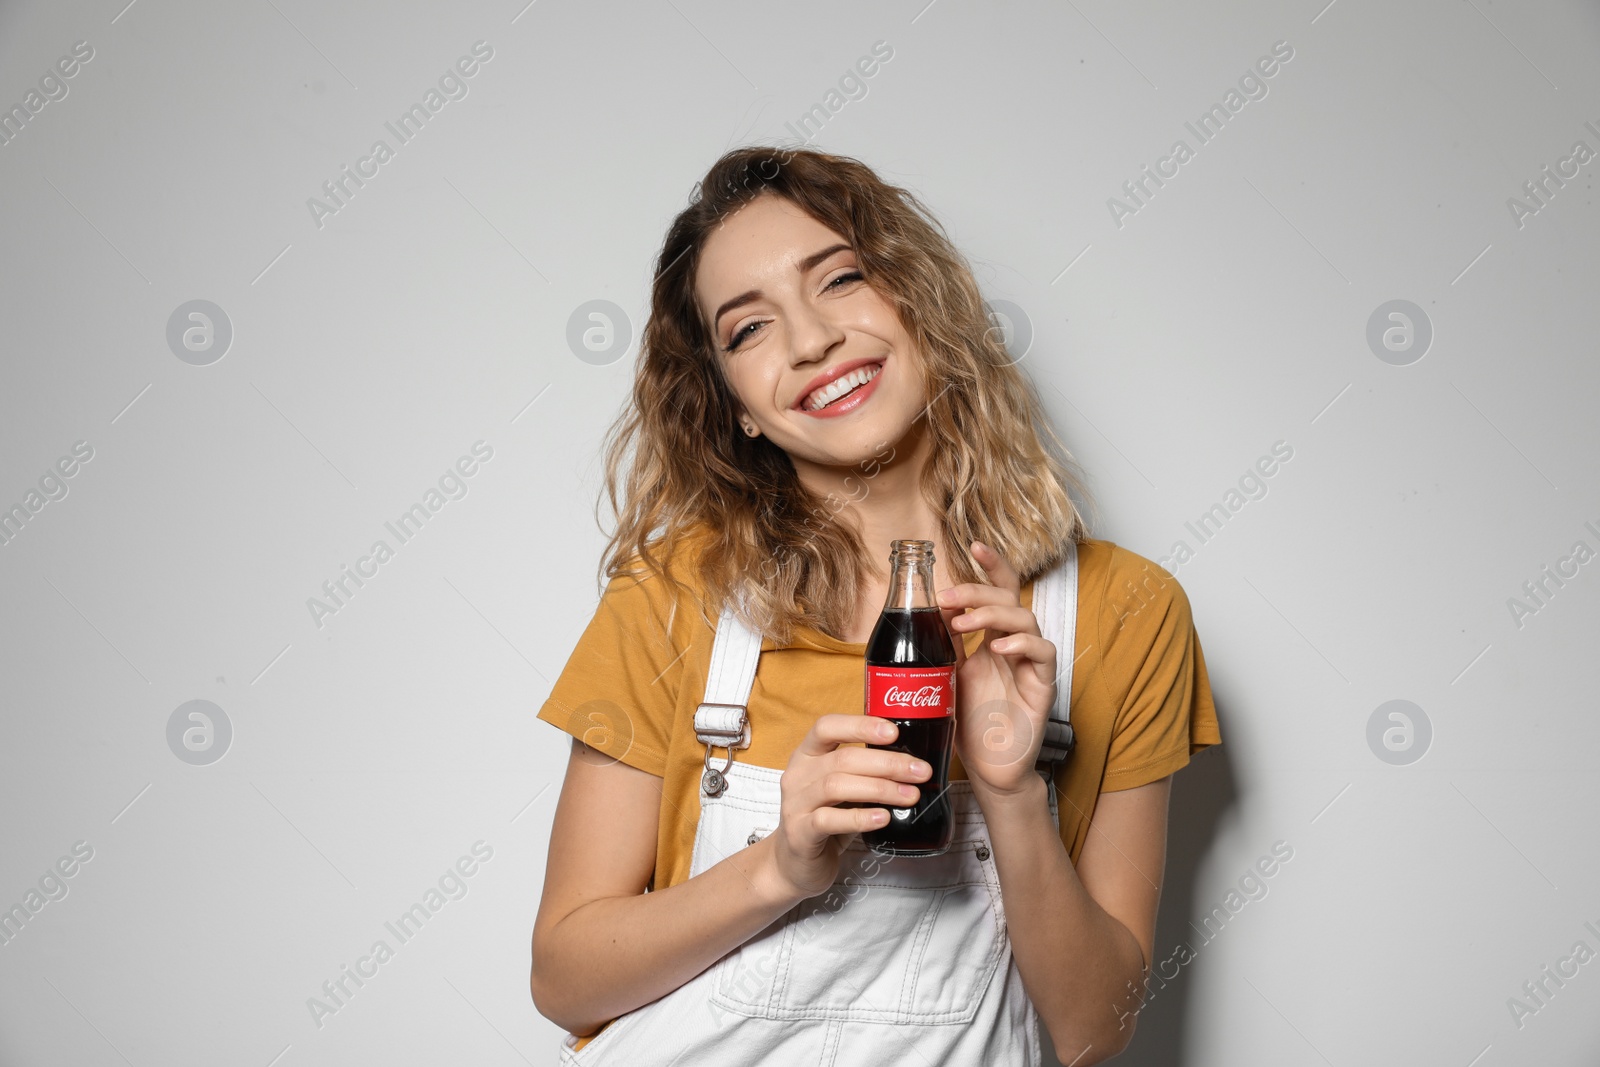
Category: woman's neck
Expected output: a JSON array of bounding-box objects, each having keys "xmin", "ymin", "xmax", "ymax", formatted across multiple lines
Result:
[{"xmin": 794, "ymin": 419, "xmax": 956, "ymax": 589}]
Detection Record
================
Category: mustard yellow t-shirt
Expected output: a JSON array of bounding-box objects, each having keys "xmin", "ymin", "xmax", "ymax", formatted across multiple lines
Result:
[{"xmin": 537, "ymin": 535, "xmax": 1219, "ymax": 1050}]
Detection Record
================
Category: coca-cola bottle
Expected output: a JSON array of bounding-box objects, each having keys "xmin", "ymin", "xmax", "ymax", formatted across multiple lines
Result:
[{"xmin": 861, "ymin": 539, "xmax": 957, "ymax": 857}]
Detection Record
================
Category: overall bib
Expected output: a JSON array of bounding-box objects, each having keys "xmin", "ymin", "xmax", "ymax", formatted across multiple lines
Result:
[{"xmin": 559, "ymin": 542, "xmax": 1080, "ymax": 1066}]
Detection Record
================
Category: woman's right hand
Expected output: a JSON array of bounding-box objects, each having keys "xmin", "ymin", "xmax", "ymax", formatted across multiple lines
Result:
[{"xmin": 763, "ymin": 714, "xmax": 934, "ymax": 901}]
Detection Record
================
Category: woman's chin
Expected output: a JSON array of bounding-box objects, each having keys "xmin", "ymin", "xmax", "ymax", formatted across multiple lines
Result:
[{"xmin": 782, "ymin": 426, "xmax": 911, "ymax": 473}]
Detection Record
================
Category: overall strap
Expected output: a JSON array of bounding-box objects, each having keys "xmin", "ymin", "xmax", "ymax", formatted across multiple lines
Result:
[
  {"xmin": 694, "ymin": 600, "xmax": 761, "ymax": 797},
  {"xmin": 1031, "ymin": 539, "xmax": 1080, "ymax": 779}
]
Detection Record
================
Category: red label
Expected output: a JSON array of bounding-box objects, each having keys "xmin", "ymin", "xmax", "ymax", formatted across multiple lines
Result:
[{"xmin": 865, "ymin": 665, "xmax": 955, "ymax": 719}]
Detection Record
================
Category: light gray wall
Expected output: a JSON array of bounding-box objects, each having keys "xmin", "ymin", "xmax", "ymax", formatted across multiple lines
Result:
[{"xmin": 2, "ymin": 0, "xmax": 1598, "ymax": 1064}]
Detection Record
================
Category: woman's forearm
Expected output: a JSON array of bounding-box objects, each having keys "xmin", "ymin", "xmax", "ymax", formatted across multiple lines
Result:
[
  {"xmin": 974, "ymin": 774, "xmax": 1147, "ymax": 1064},
  {"xmin": 530, "ymin": 834, "xmax": 803, "ymax": 1036}
]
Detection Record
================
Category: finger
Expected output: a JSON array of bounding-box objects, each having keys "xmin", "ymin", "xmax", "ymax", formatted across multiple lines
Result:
[
  {"xmin": 797, "ymin": 713, "xmax": 897, "ymax": 757},
  {"xmin": 808, "ymin": 770, "xmax": 923, "ymax": 812},
  {"xmin": 947, "ymin": 604, "xmax": 1041, "ymax": 638},
  {"xmin": 971, "ymin": 540, "xmax": 1021, "ymax": 594},
  {"xmin": 831, "ymin": 745, "xmax": 933, "ymax": 783},
  {"xmin": 937, "ymin": 582, "xmax": 1017, "ymax": 612},
  {"xmin": 938, "ymin": 602, "xmax": 970, "ymax": 669},
  {"xmin": 988, "ymin": 632, "xmax": 1058, "ymax": 677},
  {"xmin": 810, "ymin": 804, "xmax": 891, "ymax": 837}
]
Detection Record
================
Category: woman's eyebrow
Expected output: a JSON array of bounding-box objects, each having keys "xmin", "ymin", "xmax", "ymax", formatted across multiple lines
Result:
[{"xmin": 711, "ymin": 242, "xmax": 853, "ymax": 331}]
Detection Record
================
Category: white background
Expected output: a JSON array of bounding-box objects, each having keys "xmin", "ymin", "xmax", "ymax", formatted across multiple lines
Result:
[{"xmin": 2, "ymin": 0, "xmax": 1598, "ymax": 1063}]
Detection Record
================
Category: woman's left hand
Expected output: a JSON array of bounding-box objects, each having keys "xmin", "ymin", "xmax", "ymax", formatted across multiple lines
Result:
[{"xmin": 937, "ymin": 541, "xmax": 1058, "ymax": 798}]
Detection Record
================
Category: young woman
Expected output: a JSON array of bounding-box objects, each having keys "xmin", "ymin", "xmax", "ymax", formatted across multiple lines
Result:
[{"xmin": 530, "ymin": 146, "xmax": 1220, "ymax": 1065}]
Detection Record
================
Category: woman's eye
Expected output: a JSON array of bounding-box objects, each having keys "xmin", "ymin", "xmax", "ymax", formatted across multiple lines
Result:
[
  {"xmin": 828, "ymin": 271, "xmax": 864, "ymax": 290},
  {"xmin": 725, "ymin": 321, "xmax": 762, "ymax": 353}
]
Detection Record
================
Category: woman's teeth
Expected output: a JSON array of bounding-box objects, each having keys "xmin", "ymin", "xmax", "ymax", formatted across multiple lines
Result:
[{"xmin": 804, "ymin": 363, "xmax": 882, "ymax": 411}]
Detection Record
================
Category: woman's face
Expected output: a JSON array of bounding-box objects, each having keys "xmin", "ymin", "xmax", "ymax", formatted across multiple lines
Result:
[{"xmin": 694, "ymin": 192, "xmax": 929, "ymax": 474}]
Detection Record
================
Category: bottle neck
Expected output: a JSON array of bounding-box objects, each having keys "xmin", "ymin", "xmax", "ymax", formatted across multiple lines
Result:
[{"xmin": 882, "ymin": 540, "xmax": 937, "ymax": 611}]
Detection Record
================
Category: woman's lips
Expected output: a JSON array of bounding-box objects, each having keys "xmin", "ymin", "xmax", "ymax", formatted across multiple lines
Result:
[{"xmin": 798, "ymin": 362, "xmax": 884, "ymax": 418}]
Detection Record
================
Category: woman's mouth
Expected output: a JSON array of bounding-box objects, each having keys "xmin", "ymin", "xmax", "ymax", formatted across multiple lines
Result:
[{"xmin": 799, "ymin": 361, "xmax": 884, "ymax": 418}]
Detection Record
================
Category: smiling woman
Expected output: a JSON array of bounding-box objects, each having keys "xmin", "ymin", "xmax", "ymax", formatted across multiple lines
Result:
[
  {"xmin": 529, "ymin": 146, "xmax": 1220, "ymax": 1066},
  {"xmin": 609, "ymin": 149, "xmax": 1092, "ymax": 646}
]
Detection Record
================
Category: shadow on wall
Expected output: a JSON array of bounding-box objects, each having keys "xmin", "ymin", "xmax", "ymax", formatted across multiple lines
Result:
[{"xmin": 1043, "ymin": 732, "xmax": 1239, "ymax": 1066}]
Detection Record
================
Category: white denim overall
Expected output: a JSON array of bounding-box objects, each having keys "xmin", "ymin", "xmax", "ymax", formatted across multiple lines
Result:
[{"xmin": 559, "ymin": 542, "xmax": 1079, "ymax": 1066}]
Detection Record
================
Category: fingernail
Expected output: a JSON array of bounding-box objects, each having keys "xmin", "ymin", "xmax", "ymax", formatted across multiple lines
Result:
[
  {"xmin": 937, "ymin": 589, "xmax": 953, "ymax": 604},
  {"xmin": 910, "ymin": 760, "xmax": 930, "ymax": 776},
  {"xmin": 878, "ymin": 722, "xmax": 895, "ymax": 739}
]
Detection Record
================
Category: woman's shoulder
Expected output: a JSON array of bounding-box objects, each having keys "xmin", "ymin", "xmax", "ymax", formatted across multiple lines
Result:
[
  {"xmin": 1073, "ymin": 535, "xmax": 1174, "ymax": 578},
  {"xmin": 1072, "ymin": 537, "xmax": 1198, "ymax": 637},
  {"xmin": 605, "ymin": 523, "xmax": 721, "ymax": 622}
]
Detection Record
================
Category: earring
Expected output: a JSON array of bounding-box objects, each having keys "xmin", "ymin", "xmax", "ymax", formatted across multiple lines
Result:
[{"xmin": 743, "ymin": 422, "xmax": 759, "ymax": 437}]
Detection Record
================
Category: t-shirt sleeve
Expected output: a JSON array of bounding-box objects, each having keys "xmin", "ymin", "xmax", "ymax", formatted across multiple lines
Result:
[
  {"xmin": 1098, "ymin": 548, "xmax": 1221, "ymax": 792},
  {"xmin": 534, "ymin": 569, "xmax": 691, "ymax": 777}
]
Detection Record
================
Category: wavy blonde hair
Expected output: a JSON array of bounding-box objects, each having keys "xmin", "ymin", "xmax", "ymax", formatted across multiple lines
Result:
[{"xmin": 596, "ymin": 145, "xmax": 1095, "ymax": 646}]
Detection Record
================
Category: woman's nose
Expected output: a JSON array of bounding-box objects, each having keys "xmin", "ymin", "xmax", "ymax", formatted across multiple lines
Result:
[{"xmin": 787, "ymin": 301, "xmax": 844, "ymax": 367}]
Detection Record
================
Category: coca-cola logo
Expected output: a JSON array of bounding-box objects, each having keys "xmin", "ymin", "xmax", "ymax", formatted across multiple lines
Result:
[{"xmin": 882, "ymin": 684, "xmax": 948, "ymax": 708}]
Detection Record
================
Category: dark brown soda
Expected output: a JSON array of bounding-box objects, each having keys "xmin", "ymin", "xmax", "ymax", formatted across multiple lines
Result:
[{"xmin": 862, "ymin": 606, "xmax": 956, "ymax": 856}]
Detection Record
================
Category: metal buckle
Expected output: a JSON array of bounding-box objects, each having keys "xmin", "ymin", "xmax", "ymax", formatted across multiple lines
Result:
[
  {"xmin": 701, "ymin": 743, "xmax": 736, "ymax": 797},
  {"xmin": 695, "ymin": 702, "xmax": 750, "ymax": 744},
  {"xmin": 1035, "ymin": 719, "xmax": 1075, "ymax": 779},
  {"xmin": 696, "ymin": 702, "xmax": 749, "ymax": 798}
]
